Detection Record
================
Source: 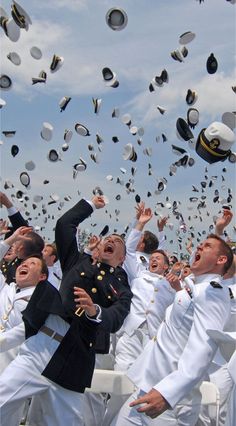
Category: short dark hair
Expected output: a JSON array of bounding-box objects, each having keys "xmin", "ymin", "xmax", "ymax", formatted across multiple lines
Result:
[
  {"xmin": 22, "ymin": 232, "xmax": 44, "ymax": 258},
  {"xmin": 45, "ymin": 243, "xmax": 58, "ymax": 262},
  {"xmin": 207, "ymin": 234, "xmax": 234, "ymax": 275},
  {"xmin": 151, "ymin": 249, "xmax": 170, "ymax": 267},
  {"xmin": 143, "ymin": 230, "xmax": 159, "ymax": 254},
  {"xmin": 24, "ymin": 254, "xmax": 49, "ymax": 279}
]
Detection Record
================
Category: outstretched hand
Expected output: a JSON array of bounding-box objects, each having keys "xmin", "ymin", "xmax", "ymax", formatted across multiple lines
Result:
[
  {"xmin": 215, "ymin": 209, "xmax": 233, "ymax": 235},
  {"xmin": 91, "ymin": 195, "xmax": 106, "ymax": 209}
]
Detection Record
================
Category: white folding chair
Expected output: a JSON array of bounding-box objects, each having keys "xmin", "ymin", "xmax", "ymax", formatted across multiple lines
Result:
[
  {"xmin": 199, "ymin": 381, "xmax": 220, "ymax": 426},
  {"xmin": 86, "ymin": 369, "xmax": 136, "ymax": 395}
]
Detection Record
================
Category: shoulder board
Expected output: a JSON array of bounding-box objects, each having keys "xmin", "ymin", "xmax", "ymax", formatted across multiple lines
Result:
[{"xmin": 210, "ymin": 281, "xmax": 223, "ymax": 289}]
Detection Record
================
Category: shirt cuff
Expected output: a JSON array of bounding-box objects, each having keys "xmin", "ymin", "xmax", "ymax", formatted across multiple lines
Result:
[
  {"xmin": 7, "ymin": 206, "xmax": 18, "ymax": 216},
  {"xmin": 85, "ymin": 199, "xmax": 95, "ymax": 211},
  {"xmin": 85, "ymin": 304, "xmax": 102, "ymax": 323}
]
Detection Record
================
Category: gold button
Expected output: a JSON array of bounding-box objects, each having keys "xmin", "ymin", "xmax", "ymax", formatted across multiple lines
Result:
[
  {"xmin": 2, "ymin": 315, "xmax": 8, "ymax": 321},
  {"xmin": 154, "ymin": 288, "xmax": 158, "ymax": 292},
  {"xmin": 108, "ymin": 295, "xmax": 111, "ymax": 299},
  {"xmin": 109, "ymin": 267, "xmax": 114, "ymax": 273},
  {"xmin": 0, "ymin": 325, "xmax": 5, "ymax": 331},
  {"xmin": 80, "ymin": 272, "xmax": 85, "ymax": 276},
  {"xmin": 89, "ymin": 343, "xmax": 93, "ymax": 347},
  {"xmin": 97, "ymin": 263, "xmax": 101, "ymax": 268},
  {"xmin": 97, "ymin": 275, "xmax": 103, "ymax": 281},
  {"xmin": 91, "ymin": 288, "xmax": 97, "ymax": 293},
  {"xmin": 152, "ymin": 336, "xmax": 157, "ymax": 342},
  {"xmin": 150, "ymin": 300, "xmax": 154, "ymax": 303},
  {"xmin": 100, "ymin": 270, "xmax": 105, "ymax": 276}
]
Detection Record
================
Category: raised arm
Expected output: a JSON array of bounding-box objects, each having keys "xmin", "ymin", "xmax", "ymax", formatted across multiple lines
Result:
[{"xmin": 55, "ymin": 196, "xmax": 105, "ymax": 272}]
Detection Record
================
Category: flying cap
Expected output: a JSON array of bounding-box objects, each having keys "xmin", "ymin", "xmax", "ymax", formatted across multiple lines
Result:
[
  {"xmin": 105, "ymin": 7, "xmax": 128, "ymax": 31},
  {"xmin": 30, "ymin": 46, "xmax": 42, "ymax": 60},
  {"xmin": 186, "ymin": 89, "xmax": 198, "ymax": 105},
  {"xmin": 187, "ymin": 108, "xmax": 199, "ymax": 129},
  {"xmin": 75, "ymin": 123, "xmax": 90, "ymax": 136},
  {"xmin": 20, "ymin": 172, "xmax": 30, "ymax": 187},
  {"xmin": 122, "ymin": 143, "xmax": 137, "ymax": 162},
  {"xmin": 0, "ymin": 75, "xmax": 12, "ymax": 90},
  {"xmin": 0, "ymin": 98, "xmax": 6, "ymax": 108},
  {"xmin": 176, "ymin": 117, "xmax": 194, "ymax": 141},
  {"xmin": 7, "ymin": 51, "xmax": 21, "ymax": 65},
  {"xmin": 221, "ymin": 112, "xmax": 236, "ymax": 130},
  {"xmin": 102, "ymin": 67, "xmax": 119, "ymax": 88},
  {"xmin": 64, "ymin": 129, "xmax": 73, "ymax": 142},
  {"xmin": 11, "ymin": 145, "xmax": 19, "ymax": 157},
  {"xmin": 11, "ymin": 1, "xmax": 32, "ymax": 29},
  {"xmin": 41, "ymin": 122, "xmax": 53, "ymax": 141},
  {"xmin": 5, "ymin": 17, "xmax": 21, "ymax": 41},
  {"xmin": 50, "ymin": 54, "xmax": 64, "ymax": 72},
  {"xmin": 206, "ymin": 53, "xmax": 218, "ymax": 74},
  {"xmin": 179, "ymin": 31, "xmax": 196, "ymax": 45},
  {"xmin": 196, "ymin": 122, "xmax": 235, "ymax": 164},
  {"xmin": 92, "ymin": 98, "xmax": 102, "ymax": 114},
  {"xmin": 25, "ymin": 161, "xmax": 35, "ymax": 171},
  {"xmin": 59, "ymin": 96, "xmax": 71, "ymax": 112}
]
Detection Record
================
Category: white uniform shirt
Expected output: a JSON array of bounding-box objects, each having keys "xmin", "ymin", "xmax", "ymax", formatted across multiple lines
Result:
[
  {"xmin": 119, "ymin": 271, "xmax": 175, "ymax": 339},
  {"xmin": 128, "ymin": 273, "xmax": 231, "ymax": 408},
  {"xmin": 47, "ymin": 260, "xmax": 62, "ymax": 290},
  {"xmin": 0, "ymin": 272, "xmax": 36, "ymax": 372}
]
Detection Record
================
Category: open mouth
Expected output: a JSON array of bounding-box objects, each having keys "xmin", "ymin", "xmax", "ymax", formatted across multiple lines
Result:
[
  {"xmin": 195, "ymin": 253, "xmax": 201, "ymax": 262},
  {"xmin": 104, "ymin": 244, "xmax": 114, "ymax": 254},
  {"xmin": 18, "ymin": 268, "xmax": 28, "ymax": 276}
]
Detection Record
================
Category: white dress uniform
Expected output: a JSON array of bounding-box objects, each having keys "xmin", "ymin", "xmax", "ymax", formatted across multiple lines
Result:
[
  {"xmin": 115, "ymin": 271, "xmax": 175, "ymax": 371},
  {"xmin": 114, "ymin": 273, "xmax": 231, "ymax": 426},
  {"xmin": 123, "ymin": 228, "xmax": 165, "ymax": 283},
  {"xmin": 116, "ymin": 226, "xmax": 175, "ymax": 371},
  {"xmin": 0, "ymin": 272, "xmax": 35, "ymax": 374},
  {"xmin": 47, "ymin": 260, "xmax": 62, "ymax": 290},
  {"xmin": 197, "ymin": 280, "xmax": 236, "ymax": 426}
]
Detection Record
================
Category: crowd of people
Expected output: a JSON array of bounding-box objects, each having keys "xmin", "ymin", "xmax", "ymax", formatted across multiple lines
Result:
[{"xmin": 0, "ymin": 190, "xmax": 235, "ymax": 426}]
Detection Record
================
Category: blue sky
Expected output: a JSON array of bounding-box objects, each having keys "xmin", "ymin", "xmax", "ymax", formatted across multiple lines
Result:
[{"xmin": 0, "ymin": 0, "xmax": 236, "ymax": 255}]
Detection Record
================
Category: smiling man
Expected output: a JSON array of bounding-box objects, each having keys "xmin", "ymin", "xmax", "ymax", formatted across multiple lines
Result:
[
  {"xmin": 0, "ymin": 226, "xmax": 48, "ymax": 374},
  {"xmin": 0, "ymin": 195, "xmax": 132, "ymax": 426},
  {"xmin": 114, "ymin": 234, "xmax": 233, "ymax": 426},
  {"xmin": 115, "ymin": 206, "xmax": 175, "ymax": 373}
]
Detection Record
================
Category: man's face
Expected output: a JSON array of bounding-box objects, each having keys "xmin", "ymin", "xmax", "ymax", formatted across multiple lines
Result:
[
  {"xmin": 96, "ymin": 235, "xmax": 126, "ymax": 267},
  {"xmin": 149, "ymin": 252, "xmax": 168, "ymax": 275},
  {"xmin": 42, "ymin": 245, "xmax": 55, "ymax": 266},
  {"xmin": 16, "ymin": 257, "xmax": 46, "ymax": 288},
  {"xmin": 191, "ymin": 237, "xmax": 225, "ymax": 276}
]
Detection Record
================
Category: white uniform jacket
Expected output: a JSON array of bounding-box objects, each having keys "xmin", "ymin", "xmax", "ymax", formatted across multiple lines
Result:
[
  {"xmin": 0, "ymin": 273, "xmax": 35, "ymax": 372},
  {"xmin": 128, "ymin": 273, "xmax": 231, "ymax": 409},
  {"xmin": 119, "ymin": 271, "xmax": 175, "ymax": 338},
  {"xmin": 123, "ymin": 228, "xmax": 165, "ymax": 283}
]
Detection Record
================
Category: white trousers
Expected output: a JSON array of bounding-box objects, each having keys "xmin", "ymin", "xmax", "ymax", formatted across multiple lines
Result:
[
  {"xmin": 0, "ymin": 330, "xmax": 84, "ymax": 426},
  {"xmin": 112, "ymin": 389, "xmax": 201, "ymax": 426}
]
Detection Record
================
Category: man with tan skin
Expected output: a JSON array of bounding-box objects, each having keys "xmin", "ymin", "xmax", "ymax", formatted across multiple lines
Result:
[
  {"xmin": 114, "ymin": 234, "xmax": 233, "ymax": 426},
  {"xmin": 0, "ymin": 226, "xmax": 48, "ymax": 372},
  {"xmin": 0, "ymin": 194, "xmax": 132, "ymax": 426}
]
